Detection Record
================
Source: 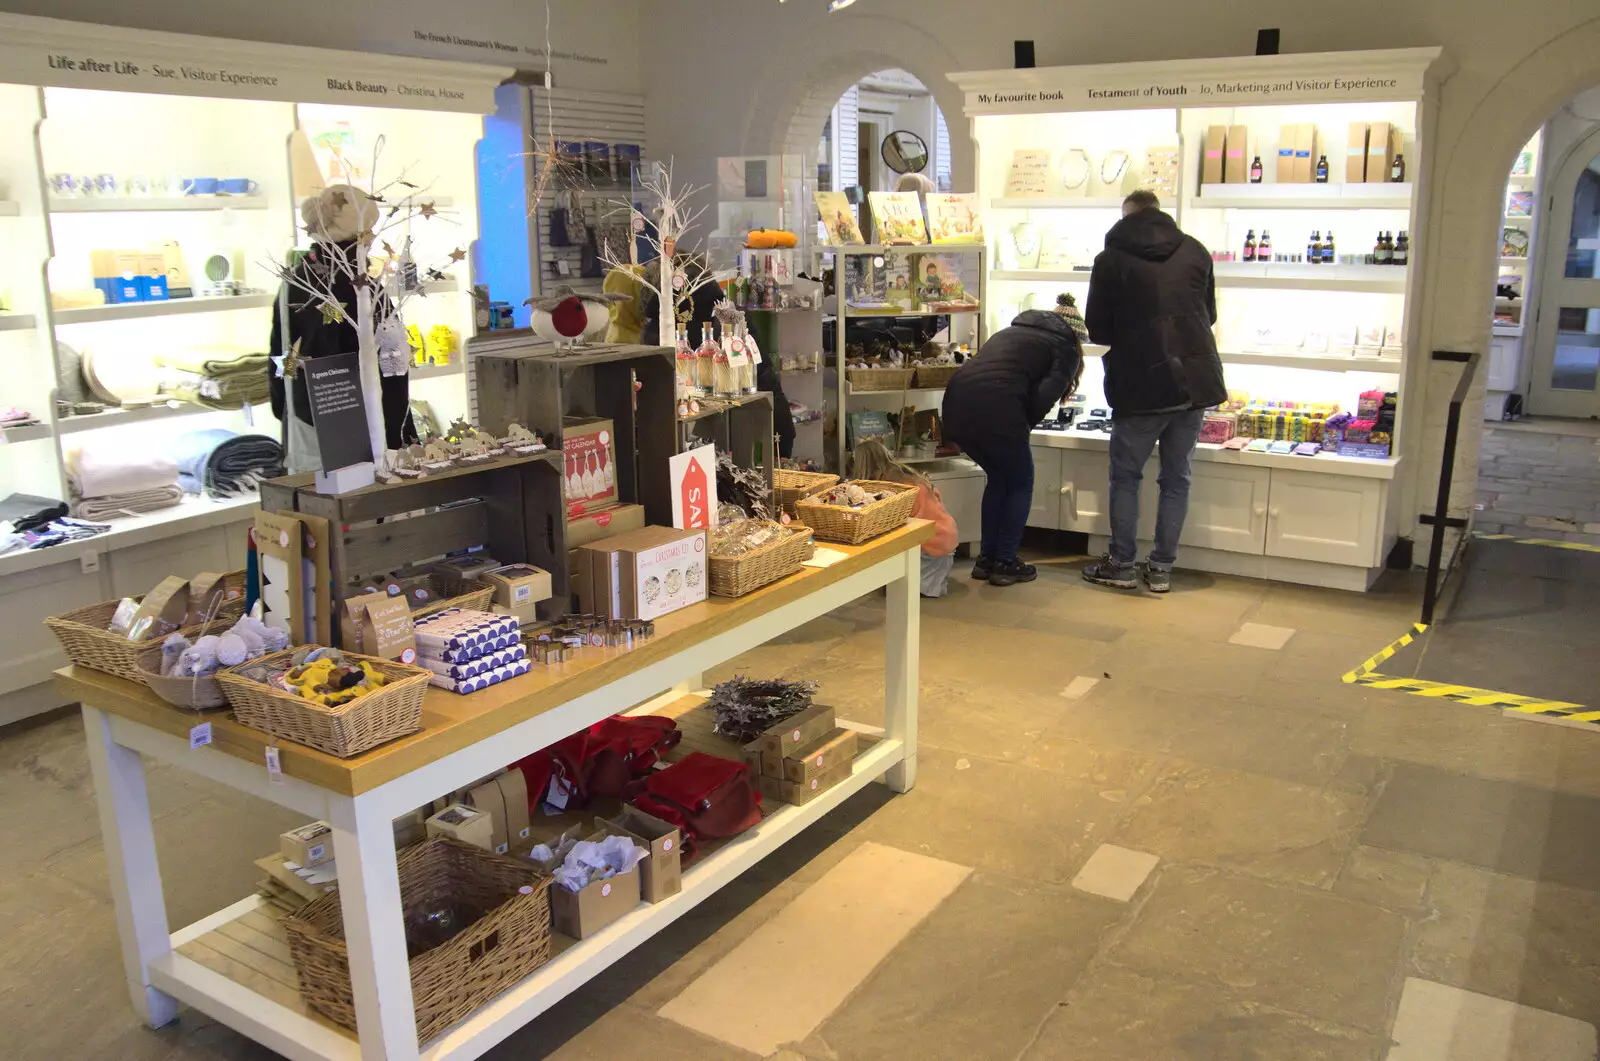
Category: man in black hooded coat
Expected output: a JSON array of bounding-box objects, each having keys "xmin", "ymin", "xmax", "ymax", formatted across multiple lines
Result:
[
  {"xmin": 942, "ymin": 310, "xmax": 1082, "ymax": 586},
  {"xmin": 1082, "ymin": 191, "xmax": 1226, "ymax": 593}
]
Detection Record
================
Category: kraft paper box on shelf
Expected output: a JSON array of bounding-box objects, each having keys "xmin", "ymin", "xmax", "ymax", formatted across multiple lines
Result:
[
  {"xmin": 575, "ymin": 526, "xmax": 708, "ymax": 621},
  {"xmin": 760, "ymin": 758, "xmax": 852, "ymax": 807},
  {"xmin": 280, "ymin": 821, "xmax": 334, "ymax": 868},
  {"xmin": 138, "ymin": 252, "xmax": 169, "ymax": 301},
  {"xmin": 598, "ymin": 807, "xmax": 682, "ymax": 903},
  {"xmin": 495, "ymin": 769, "xmax": 532, "ymax": 844},
  {"xmin": 425, "ymin": 803, "xmax": 494, "ymax": 850},
  {"xmin": 1224, "ymin": 125, "xmax": 1249, "ymax": 184},
  {"xmin": 532, "ymin": 828, "xmax": 643, "ymax": 939},
  {"xmin": 1293, "ymin": 124, "xmax": 1317, "ymax": 182},
  {"xmin": 467, "ymin": 778, "xmax": 511, "ymax": 854},
  {"xmin": 562, "ymin": 416, "xmax": 616, "ymax": 516},
  {"xmin": 1346, "ymin": 123, "xmax": 1370, "ymax": 183},
  {"xmin": 1367, "ymin": 122, "xmax": 1397, "ymax": 182},
  {"xmin": 567, "ymin": 503, "xmax": 646, "ymax": 552},
  {"xmin": 481, "ymin": 564, "xmax": 553, "ymax": 610},
  {"xmin": 755, "ymin": 702, "xmax": 837, "ymax": 760},
  {"xmin": 392, "ymin": 809, "xmax": 427, "ymax": 848},
  {"xmin": 342, "ymin": 591, "xmax": 416, "ymax": 662},
  {"xmin": 1276, "ymin": 124, "xmax": 1297, "ymax": 182},
  {"xmin": 768, "ymin": 727, "xmax": 859, "ymax": 784},
  {"xmin": 1201, "ymin": 125, "xmax": 1226, "ymax": 185}
]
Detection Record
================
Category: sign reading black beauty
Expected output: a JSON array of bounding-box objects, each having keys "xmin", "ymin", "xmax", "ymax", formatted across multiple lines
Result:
[{"xmin": 304, "ymin": 352, "xmax": 375, "ymax": 472}]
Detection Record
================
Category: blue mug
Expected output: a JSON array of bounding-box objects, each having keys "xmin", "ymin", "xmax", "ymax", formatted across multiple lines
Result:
[
  {"xmin": 220, "ymin": 178, "xmax": 258, "ymax": 196},
  {"xmin": 186, "ymin": 177, "xmax": 219, "ymax": 195}
]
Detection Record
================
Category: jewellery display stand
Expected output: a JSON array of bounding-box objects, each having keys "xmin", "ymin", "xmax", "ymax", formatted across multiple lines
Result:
[
  {"xmin": 953, "ymin": 47, "xmax": 1444, "ymax": 590},
  {"xmin": 0, "ymin": 12, "xmax": 506, "ymax": 724}
]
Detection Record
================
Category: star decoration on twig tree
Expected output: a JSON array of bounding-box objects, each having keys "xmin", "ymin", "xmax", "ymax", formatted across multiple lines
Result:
[
  {"xmin": 280, "ymin": 338, "xmax": 303, "ymax": 379},
  {"xmin": 418, "ymin": 201, "xmax": 438, "ymax": 219},
  {"xmin": 319, "ymin": 301, "xmax": 345, "ymax": 325},
  {"xmin": 448, "ymin": 247, "xmax": 467, "ymax": 263}
]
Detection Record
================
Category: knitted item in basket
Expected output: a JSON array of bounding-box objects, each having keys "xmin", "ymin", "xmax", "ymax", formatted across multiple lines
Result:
[
  {"xmin": 45, "ymin": 570, "xmax": 248, "ymax": 684},
  {"xmin": 794, "ymin": 480, "xmax": 919, "ymax": 544},
  {"xmin": 218, "ymin": 649, "xmax": 430, "ymax": 758},
  {"xmin": 773, "ymin": 470, "xmax": 838, "ymax": 520},
  {"xmin": 709, "ymin": 527, "xmax": 813, "ymax": 597},
  {"xmin": 137, "ymin": 645, "xmax": 227, "ymax": 709},
  {"xmin": 284, "ymin": 838, "xmax": 552, "ymax": 1044}
]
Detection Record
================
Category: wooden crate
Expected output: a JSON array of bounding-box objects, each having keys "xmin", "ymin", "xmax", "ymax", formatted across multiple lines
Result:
[
  {"xmin": 258, "ymin": 452, "xmax": 567, "ymax": 633},
  {"xmin": 680, "ymin": 393, "xmax": 775, "ymax": 516},
  {"xmin": 471, "ymin": 339, "xmax": 678, "ymax": 527}
]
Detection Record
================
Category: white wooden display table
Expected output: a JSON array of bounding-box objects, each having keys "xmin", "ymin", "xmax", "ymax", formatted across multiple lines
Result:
[{"xmin": 57, "ymin": 521, "xmax": 931, "ymax": 1061}]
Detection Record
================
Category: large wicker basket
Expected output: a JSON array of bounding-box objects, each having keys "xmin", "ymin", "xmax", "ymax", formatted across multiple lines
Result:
[
  {"xmin": 773, "ymin": 470, "xmax": 838, "ymax": 520},
  {"xmin": 710, "ymin": 526, "xmax": 814, "ymax": 598},
  {"xmin": 795, "ymin": 480, "xmax": 920, "ymax": 544},
  {"xmin": 414, "ymin": 583, "xmax": 494, "ymax": 621},
  {"xmin": 846, "ymin": 367, "xmax": 914, "ymax": 393},
  {"xmin": 45, "ymin": 570, "xmax": 249, "ymax": 684},
  {"xmin": 912, "ymin": 363, "xmax": 959, "ymax": 388},
  {"xmin": 137, "ymin": 646, "xmax": 228, "ymax": 710},
  {"xmin": 284, "ymin": 838, "xmax": 553, "ymax": 1044},
  {"xmin": 218, "ymin": 649, "xmax": 430, "ymax": 758}
]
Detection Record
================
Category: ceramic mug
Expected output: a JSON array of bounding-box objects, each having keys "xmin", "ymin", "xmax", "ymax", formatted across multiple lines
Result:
[
  {"xmin": 163, "ymin": 174, "xmax": 188, "ymax": 197},
  {"xmin": 93, "ymin": 173, "xmax": 117, "ymax": 197},
  {"xmin": 48, "ymin": 173, "xmax": 80, "ymax": 198},
  {"xmin": 125, "ymin": 175, "xmax": 152, "ymax": 197},
  {"xmin": 219, "ymin": 178, "xmax": 258, "ymax": 196},
  {"xmin": 186, "ymin": 177, "xmax": 220, "ymax": 195}
]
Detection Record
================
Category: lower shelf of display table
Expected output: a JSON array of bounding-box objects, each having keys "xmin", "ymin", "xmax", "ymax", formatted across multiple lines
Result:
[{"xmin": 147, "ymin": 736, "xmax": 905, "ymax": 1061}]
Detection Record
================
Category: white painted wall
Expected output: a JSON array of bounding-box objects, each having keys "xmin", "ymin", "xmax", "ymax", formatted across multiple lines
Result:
[{"xmin": 641, "ymin": 0, "xmax": 1600, "ymax": 561}]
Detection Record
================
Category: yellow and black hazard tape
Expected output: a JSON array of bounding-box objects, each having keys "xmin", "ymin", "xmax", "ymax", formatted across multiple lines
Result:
[
  {"xmin": 1343, "ymin": 621, "xmax": 1593, "ymax": 726},
  {"xmin": 1475, "ymin": 532, "xmax": 1600, "ymax": 554}
]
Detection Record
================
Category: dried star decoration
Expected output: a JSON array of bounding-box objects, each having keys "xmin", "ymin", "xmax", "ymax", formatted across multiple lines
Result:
[
  {"xmin": 448, "ymin": 247, "xmax": 467, "ymax": 263},
  {"xmin": 418, "ymin": 201, "xmax": 438, "ymax": 219},
  {"xmin": 318, "ymin": 301, "xmax": 345, "ymax": 325}
]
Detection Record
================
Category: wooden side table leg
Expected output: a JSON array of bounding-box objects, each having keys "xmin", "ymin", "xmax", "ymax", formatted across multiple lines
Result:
[
  {"xmin": 330, "ymin": 792, "xmax": 420, "ymax": 1061},
  {"xmin": 81, "ymin": 705, "xmax": 179, "ymax": 1029},
  {"xmin": 883, "ymin": 546, "xmax": 920, "ymax": 792}
]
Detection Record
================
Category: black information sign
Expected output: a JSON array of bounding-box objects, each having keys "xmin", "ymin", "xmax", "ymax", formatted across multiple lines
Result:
[{"xmin": 304, "ymin": 352, "xmax": 375, "ymax": 471}]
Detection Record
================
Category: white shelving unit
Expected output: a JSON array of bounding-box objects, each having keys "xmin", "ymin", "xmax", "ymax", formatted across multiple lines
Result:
[
  {"xmin": 0, "ymin": 10, "xmax": 508, "ymax": 724},
  {"xmin": 1486, "ymin": 133, "xmax": 1541, "ymax": 418},
  {"xmin": 952, "ymin": 46, "xmax": 1443, "ymax": 590}
]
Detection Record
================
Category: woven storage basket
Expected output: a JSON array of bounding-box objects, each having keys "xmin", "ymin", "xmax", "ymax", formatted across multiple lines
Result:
[
  {"xmin": 218, "ymin": 649, "xmax": 430, "ymax": 758},
  {"xmin": 709, "ymin": 526, "xmax": 814, "ymax": 598},
  {"xmin": 45, "ymin": 570, "xmax": 248, "ymax": 684},
  {"xmin": 284, "ymin": 838, "xmax": 553, "ymax": 1044},
  {"xmin": 413, "ymin": 583, "xmax": 494, "ymax": 621},
  {"xmin": 773, "ymin": 470, "xmax": 838, "ymax": 519},
  {"xmin": 846, "ymin": 367, "xmax": 914, "ymax": 392},
  {"xmin": 912, "ymin": 363, "xmax": 959, "ymax": 388},
  {"xmin": 136, "ymin": 646, "xmax": 228, "ymax": 710},
  {"xmin": 794, "ymin": 480, "xmax": 919, "ymax": 545}
]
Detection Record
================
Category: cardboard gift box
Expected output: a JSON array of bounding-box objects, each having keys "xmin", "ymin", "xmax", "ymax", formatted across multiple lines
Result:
[
  {"xmin": 467, "ymin": 777, "xmax": 512, "ymax": 854},
  {"xmin": 598, "ymin": 807, "xmax": 682, "ymax": 903},
  {"xmin": 1346, "ymin": 122, "xmax": 1370, "ymax": 183},
  {"xmin": 532, "ymin": 827, "xmax": 644, "ymax": 939},
  {"xmin": 567, "ymin": 503, "xmax": 647, "ymax": 551},
  {"xmin": 281, "ymin": 821, "xmax": 334, "ymax": 867},
  {"xmin": 1201, "ymin": 125, "xmax": 1226, "ymax": 185},
  {"xmin": 481, "ymin": 564, "xmax": 553, "ymax": 610},
  {"xmin": 759, "ymin": 758, "xmax": 852, "ymax": 807},
  {"xmin": 767, "ymin": 727, "xmax": 859, "ymax": 784},
  {"xmin": 1366, "ymin": 122, "xmax": 1397, "ymax": 182},
  {"xmin": 1276, "ymin": 125, "xmax": 1298, "ymax": 183},
  {"xmin": 754, "ymin": 703, "xmax": 837, "ymax": 761},
  {"xmin": 424, "ymin": 803, "xmax": 494, "ymax": 850},
  {"xmin": 574, "ymin": 525, "xmax": 708, "ymax": 621},
  {"xmin": 1292, "ymin": 124, "xmax": 1317, "ymax": 183},
  {"xmin": 1224, "ymin": 125, "xmax": 1249, "ymax": 184}
]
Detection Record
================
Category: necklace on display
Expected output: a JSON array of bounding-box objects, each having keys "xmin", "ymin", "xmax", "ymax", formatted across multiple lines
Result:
[
  {"xmin": 1060, "ymin": 149, "xmax": 1091, "ymax": 190},
  {"xmin": 1101, "ymin": 151, "xmax": 1129, "ymax": 184}
]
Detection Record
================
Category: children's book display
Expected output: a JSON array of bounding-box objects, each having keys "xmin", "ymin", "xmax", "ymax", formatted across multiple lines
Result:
[
  {"xmin": 867, "ymin": 192, "xmax": 927, "ymax": 245},
  {"xmin": 925, "ymin": 193, "xmax": 983, "ymax": 244},
  {"xmin": 814, "ymin": 191, "xmax": 865, "ymax": 245}
]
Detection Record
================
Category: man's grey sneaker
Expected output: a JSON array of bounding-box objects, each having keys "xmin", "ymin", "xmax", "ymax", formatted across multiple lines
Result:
[
  {"xmin": 1082, "ymin": 555, "xmax": 1138, "ymax": 589},
  {"xmin": 1139, "ymin": 563, "xmax": 1171, "ymax": 594}
]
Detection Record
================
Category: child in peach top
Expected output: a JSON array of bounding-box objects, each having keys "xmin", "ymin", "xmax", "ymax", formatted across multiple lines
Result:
[{"xmin": 850, "ymin": 439, "xmax": 958, "ymax": 597}]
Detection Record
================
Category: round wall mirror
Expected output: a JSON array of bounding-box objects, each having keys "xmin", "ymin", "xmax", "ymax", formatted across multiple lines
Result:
[{"xmin": 881, "ymin": 130, "xmax": 930, "ymax": 175}]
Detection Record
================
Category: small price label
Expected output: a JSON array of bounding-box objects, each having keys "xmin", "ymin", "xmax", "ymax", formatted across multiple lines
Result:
[
  {"xmin": 265, "ymin": 746, "xmax": 285, "ymax": 785},
  {"xmin": 189, "ymin": 722, "xmax": 212, "ymax": 749}
]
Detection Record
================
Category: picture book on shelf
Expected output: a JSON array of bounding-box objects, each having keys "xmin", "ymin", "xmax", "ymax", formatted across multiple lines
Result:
[
  {"xmin": 1506, "ymin": 190, "xmax": 1534, "ymax": 217},
  {"xmin": 868, "ymin": 192, "xmax": 928, "ymax": 245},
  {"xmin": 911, "ymin": 253, "xmax": 974, "ymax": 310},
  {"xmin": 1501, "ymin": 227, "xmax": 1530, "ymax": 259},
  {"xmin": 884, "ymin": 258, "xmax": 915, "ymax": 311},
  {"xmin": 843, "ymin": 254, "xmax": 890, "ymax": 309},
  {"xmin": 814, "ymin": 191, "xmax": 864, "ymax": 245},
  {"xmin": 925, "ymin": 193, "xmax": 984, "ymax": 244}
]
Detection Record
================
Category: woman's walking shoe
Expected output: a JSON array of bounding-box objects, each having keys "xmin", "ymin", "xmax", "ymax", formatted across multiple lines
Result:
[
  {"xmin": 1082, "ymin": 555, "xmax": 1138, "ymax": 589},
  {"xmin": 987, "ymin": 559, "xmax": 1038, "ymax": 587},
  {"xmin": 1139, "ymin": 563, "xmax": 1171, "ymax": 593}
]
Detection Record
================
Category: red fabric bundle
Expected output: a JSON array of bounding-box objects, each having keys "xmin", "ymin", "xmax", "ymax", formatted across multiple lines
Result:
[
  {"xmin": 513, "ymin": 714, "xmax": 681, "ymax": 813},
  {"xmin": 630, "ymin": 752, "xmax": 762, "ymax": 860}
]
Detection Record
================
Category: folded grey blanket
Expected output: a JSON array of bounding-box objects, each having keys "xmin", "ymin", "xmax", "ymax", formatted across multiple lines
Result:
[{"xmin": 72, "ymin": 485, "xmax": 184, "ymax": 521}]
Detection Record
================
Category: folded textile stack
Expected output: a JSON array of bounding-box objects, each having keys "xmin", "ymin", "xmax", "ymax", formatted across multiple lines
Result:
[
  {"xmin": 174, "ymin": 429, "xmax": 284, "ymax": 497},
  {"xmin": 158, "ymin": 348, "xmax": 272, "ymax": 411},
  {"xmin": 66, "ymin": 442, "xmax": 183, "ymax": 521},
  {"xmin": 1, "ymin": 406, "xmax": 39, "ymax": 428}
]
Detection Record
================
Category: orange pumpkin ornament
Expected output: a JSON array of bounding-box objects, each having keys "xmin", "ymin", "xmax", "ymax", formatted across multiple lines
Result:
[{"xmin": 746, "ymin": 229, "xmax": 778, "ymax": 249}]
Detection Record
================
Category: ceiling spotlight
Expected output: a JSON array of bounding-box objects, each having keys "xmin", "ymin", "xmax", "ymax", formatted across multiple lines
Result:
[{"xmin": 828, "ymin": 0, "xmax": 861, "ymax": 9}]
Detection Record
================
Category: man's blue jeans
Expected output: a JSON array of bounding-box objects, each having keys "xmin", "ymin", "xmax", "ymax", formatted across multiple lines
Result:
[{"xmin": 1108, "ymin": 408, "xmax": 1205, "ymax": 570}]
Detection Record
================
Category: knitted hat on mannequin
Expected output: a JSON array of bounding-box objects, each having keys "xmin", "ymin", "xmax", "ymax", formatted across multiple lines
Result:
[{"xmin": 300, "ymin": 184, "xmax": 379, "ymax": 243}]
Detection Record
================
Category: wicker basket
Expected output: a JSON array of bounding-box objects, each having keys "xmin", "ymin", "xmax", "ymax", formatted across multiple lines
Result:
[
  {"xmin": 284, "ymin": 838, "xmax": 552, "ymax": 1044},
  {"xmin": 413, "ymin": 583, "xmax": 494, "ymax": 621},
  {"xmin": 218, "ymin": 649, "xmax": 430, "ymax": 758},
  {"xmin": 709, "ymin": 526, "xmax": 814, "ymax": 598},
  {"xmin": 846, "ymin": 367, "xmax": 914, "ymax": 393},
  {"xmin": 773, "ymin": 470, "xmax": 838, "ymax": 520},
  {"xmin": 794, "ymin": 479, "xmax": 920, "ymax": 544},
  {"xmin": 45, "ymin": 571, "xmax": 248, "ymax": 684},
  {"xmin": 912, "ymin": 363, "xmax": 959, "ymax": 388},
  {"xmin": 136, "ymin": 646, "xmax": 228, "ymax": 710}
]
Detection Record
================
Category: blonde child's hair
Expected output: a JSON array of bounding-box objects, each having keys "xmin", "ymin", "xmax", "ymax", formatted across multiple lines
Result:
[{"xmin": 850, "ymin": 437, "xmax": 930, "ymax": 488}]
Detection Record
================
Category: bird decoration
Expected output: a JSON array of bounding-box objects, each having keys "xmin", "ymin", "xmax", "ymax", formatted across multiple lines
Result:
[{"xmin": 525, "ymin": 285, "xmax": 632, "ymax": 349}]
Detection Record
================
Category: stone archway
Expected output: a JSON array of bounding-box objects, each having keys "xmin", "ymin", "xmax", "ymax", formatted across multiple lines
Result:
[{"xmin": 1411, "ymin": 17, "xmax": 1600, "ymax": 545}]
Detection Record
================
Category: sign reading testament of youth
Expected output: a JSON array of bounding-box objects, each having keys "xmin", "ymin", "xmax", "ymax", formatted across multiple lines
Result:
[{"xmin": 304, "ymin": 353, "xmax": 375, "ymax": 473}]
